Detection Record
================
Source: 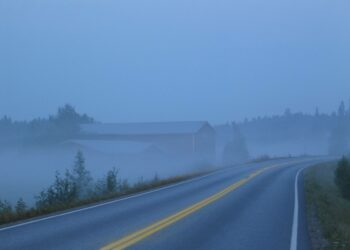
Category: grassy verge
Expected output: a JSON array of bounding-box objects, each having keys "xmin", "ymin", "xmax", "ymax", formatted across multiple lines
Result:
[
  {"xmin": 304, "ymin": 162, "xmax": 350, "ymax": 250},
  {"xmin": 0, "ymin": 170, "xmax": 210, "ymax": 227}
]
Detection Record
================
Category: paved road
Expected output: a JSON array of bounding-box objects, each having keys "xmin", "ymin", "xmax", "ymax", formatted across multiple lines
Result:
[{"xmin": 0, "ymin": 158, "xmax": 322, "ymax": 250}]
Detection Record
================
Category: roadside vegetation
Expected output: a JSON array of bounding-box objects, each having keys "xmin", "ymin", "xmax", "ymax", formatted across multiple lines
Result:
[
  {"xmin": 222, "ymin": 123, "xmax": 250, "ymax": 165},
  {"xmin": 0, "ymin": 151, "xmax": 210, "ymax": 226},
  {"xmin": 304, "ymin": 159, "xmax": 350, "ymax": 250}
]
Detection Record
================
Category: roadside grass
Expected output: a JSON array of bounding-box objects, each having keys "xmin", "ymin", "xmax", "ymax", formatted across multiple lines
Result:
[
  {"xmin": 0, "ymin": 155, "xmax": 291, "ymax": 227},
  {"xmin": 0, "ymin": 170, "xmax": 211, "ymax": 227},
  {"xmin": 304, "ymin": 162, "xmax": 350, "ymax": 250}
]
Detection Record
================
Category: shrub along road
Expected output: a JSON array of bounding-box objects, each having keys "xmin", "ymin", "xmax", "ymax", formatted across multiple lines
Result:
[{"xmin": 0, "ymin": 158, "xmax": 323, "ymax": 250}]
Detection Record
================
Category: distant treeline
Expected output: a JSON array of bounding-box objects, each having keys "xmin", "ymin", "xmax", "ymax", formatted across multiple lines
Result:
[
  {"xmin": 236, "ymin": 101, "xmax": 350, "ymax": 155},
  {"xmin": 0, "ymin": 104, "xmax": 94, "ymax": 149},
  {"xmin": 2, "ymin": 101, "xmax": 350, "ymax": 156}
]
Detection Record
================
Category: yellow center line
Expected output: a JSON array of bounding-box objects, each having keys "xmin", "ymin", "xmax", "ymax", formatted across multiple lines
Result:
[{"xmin": 101, "ymin": 161, "xmax": 303, "ymax": 250}]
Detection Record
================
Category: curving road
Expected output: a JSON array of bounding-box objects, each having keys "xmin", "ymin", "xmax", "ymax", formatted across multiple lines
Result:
[{"xmin": 0, "ymin": 158, "xmax": 322, "ymax": 250}]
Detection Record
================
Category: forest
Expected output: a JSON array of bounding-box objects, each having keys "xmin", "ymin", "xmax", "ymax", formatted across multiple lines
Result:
[
  {"xmin": 1, "ymin": 101, "xmax": 350, "ymax": 157},
  {"xmin": 0, "ymin": 104, "xmax": 93, "ymax": 149},
  {"xmin": 218, "ymin": 101, "xmax": 350, "ymax": 157}
]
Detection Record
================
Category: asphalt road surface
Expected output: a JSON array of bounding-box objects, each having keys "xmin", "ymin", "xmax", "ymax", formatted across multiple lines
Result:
[{"xmin": 0, "ymin": 158, "xmax": 323, "ymax": 250}]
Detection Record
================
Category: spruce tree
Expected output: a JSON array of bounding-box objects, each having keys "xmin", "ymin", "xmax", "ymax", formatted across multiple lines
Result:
[
  {"xmin": 71, "ymin": 151, "xmax": 92, "ymax": 199},
  {"xmin": 15, "ymin": 198, "xmax": 27, "ymax": 216},
  {"xmin": 106, "ymin": 168, "xmax": 118, "ymax": 193}
]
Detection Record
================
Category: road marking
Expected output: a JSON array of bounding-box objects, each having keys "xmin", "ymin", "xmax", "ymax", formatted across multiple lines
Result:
[
  {"xmin": 0, "ymin": 160, "xmax": 294, "ymax": 232},
  {"xmin": 290, "ymin": 167, "xmax": 304, "ymax": 250},
  {"xmin": 3, "ymin": 163, "xmax": 268, "ymax": 232},
  {"xmin": 0, "ymin": 159, "xmax": 309, "ymax": 236},
  {"xmin": 101, "ymin": 163, "xmax": 293, "ymax": 250},
  {"xmin": 0, "ymin": 170, "xmax": 224, "ymax": 232}
]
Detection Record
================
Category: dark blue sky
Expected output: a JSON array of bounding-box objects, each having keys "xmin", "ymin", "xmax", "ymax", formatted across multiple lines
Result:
[{"xmin": 1, "ymin": 0, "xmax": 349, "ymax": 123}]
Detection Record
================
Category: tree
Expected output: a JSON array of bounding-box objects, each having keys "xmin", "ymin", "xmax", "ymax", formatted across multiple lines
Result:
[
  {"xmin": 71, "ymin": 151, "xmax": 92, "ymax": 199},
  {"xmin": 338, "ymin": 101, "xmax": 346, "ymax": 117},
  {"xmin": 315, "ymin": 107, "xmax": 320, "ymax": 117},
  {"xmin": 284, "ymin": 108, "xmax": 292, "ymax": 117},
  {"xmin": 106, "ymin": 168, "xmax": 118, "ymax": 193},
  {"xmin": 120, "ymin": 179, "xmax": 130, "ymax": 193},
  {"xmin": 35, "ymin": 152, "xmax": 93, "ymax": 210},
  {"xmin": 53, "ymin": 170, "xmax": 77, "ymax": 204},
  {"xmin": 222, "ymin": 123, "xmax": 250, "ymax": 165},
  {"xmin": 153, "ymin": 173, "xmax": 159, "ymax": 183},
  {"xmin": 335, "ymin": 157, "xmax": 350, "ymax": 200},
  {"xmin": 329, "ymin": 101, "xmax": 350, "ymax": 155},
  {"xmin": 347, "ymin": 99, "xmax": 350, "ymax": 117},
  {"xmin": 53, "ymin": 104, "xmax": 82, "ymax": 138},
  {"xmin": 36, "ymin": 151, "xmax": 93, "ymax": 209},
  {"xmin": 15, "ymin": 198, "xmax": 27, "ymax": 216},
  {"xmin": 56, "ymin": 104, "xmax": 93, "ymax": 124},
  {"xmin": 0, "ymin": 199, "xmax": 13, "ymax": 222},
  {"xmin": 35, "ymin": 170, "xmax": 77, "ymax": 210},
  {"xmin": 328, "ymin": 124, "xmax": 349, "ymax": 155},
  {"xmin": 37, "ymin": 104, "xmax": 95, "ymax": 143}
]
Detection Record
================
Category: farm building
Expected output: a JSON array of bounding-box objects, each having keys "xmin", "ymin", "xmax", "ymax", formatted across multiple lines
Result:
[{"xmin": 78, "ymin": 121, "xmax": 216, "ymax": 163}]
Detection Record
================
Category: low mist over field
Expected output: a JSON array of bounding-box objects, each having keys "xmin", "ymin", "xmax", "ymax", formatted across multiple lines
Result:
[
  {"xmin": 1, "ymin": 101, "xmax": 350, "ymax": 205},
  {"xmin": 1, "ymin": 0, "xmax": 350, "ymax": 208},
  {"xmin": 1, "ymin": 1, "xmax": 350, "ymax": 249}
]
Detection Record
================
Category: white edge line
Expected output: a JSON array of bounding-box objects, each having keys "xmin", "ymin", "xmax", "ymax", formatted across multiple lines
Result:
[
  {"xmin": 290, "ymin": 167, "xmax": 305, "ymax": 250},
  {"xmin": 0, "ymin": 169, "xmax": 225, "ymax": 232},
  {"xmin": 0, "ymin": 158, "xmax": 308, "ymax": 232}
]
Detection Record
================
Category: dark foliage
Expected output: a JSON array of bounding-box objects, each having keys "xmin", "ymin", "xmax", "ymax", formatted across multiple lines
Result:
[
  {"xmin": 0, "ymin": 104, "xmax": 93, "ymax": 149},
  {"xmin": 335, "ymin": 157, "xmax": 350, "ymax": 200},
  {"xmin": 15, "ymin": 198, "xmax": 27, "ymax": 216},
  {"xmin": 106, "ymin": 168, "xmax": 119, "ymax": 194},
  {"xmin": 0, "ymin": 156, "xmax": 209, "ymax": 226}
]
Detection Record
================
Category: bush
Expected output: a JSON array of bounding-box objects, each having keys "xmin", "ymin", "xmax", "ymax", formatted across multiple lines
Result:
[
  {"xmin": 106, "ymin": 168, "xmax": 119, "ymax": 194},
  {"xmin": 15, "ymin": 198, "xmax": 27, "ymax": 216},
  {"xmin": 335, "ymin": 157, "xmax": 350, "ymax": 200},
  {"xmin": 1, "ymin": 149, "xmax": 209, "ymax": 226},
  {"xmin": 71, "ymin": 150, "xmax": 93, "ymax": 199},
  {"xmin": 222, "ymin": 123, "xmax": 250, "ymax": 165},
  {"xmin": 35, "ymin": 151, "xmax": 93, "ymax": 211},
  {"xmin": 35, "ymin": 153, "xmax": 121, "ymax": 212},
  {"xmin": 120, "ymin": 179, "xmax": 130, "ymax": 193},
  {"xmin": 251, "ymin": 155, "xmax": 271, "ymax": 163},
  {"xmin": 35, "ymin": 170, "xmax": 77, "ymax": 211},
  {"xmin": 0, "ymin": 199, "xmax": 13, "ymax": 223}
]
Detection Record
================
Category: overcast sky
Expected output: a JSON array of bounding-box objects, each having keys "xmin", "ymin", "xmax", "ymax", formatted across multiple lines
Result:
[{"xmin": 1, "ymin": 0, "xmax": 349, "ymax": 124}]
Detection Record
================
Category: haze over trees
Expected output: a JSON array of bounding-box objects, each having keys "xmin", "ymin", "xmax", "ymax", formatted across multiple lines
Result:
[
  {"xmin": 222, "ymin": 123, "xmax": 250, "ymax": 165},
  {"xmin": 328, "ymin": 101, "xmax": 350, "ymax": 155},
  {"xmin": 1, "ymin": 100, "xmax": 350, "ymax": 224},
  {"xmin": 236, "ymin": 101, "xmax": 350, "ymax": 156},
  {"xmin": 1, "ymin": 100, "xmax": 350, "ymax": 158},
  {"xmin": 0, "ymin": 104, "xmax": 93, "ymax": 149}
]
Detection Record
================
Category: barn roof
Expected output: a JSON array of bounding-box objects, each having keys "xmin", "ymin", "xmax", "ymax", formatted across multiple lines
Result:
[
  {"xmin": 80, "ymin": 121, "xmax": 211, "ymax": 135},
  {"xmin": 62, "ymin": 140, "xmax": 157, "ymax": 154}
]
